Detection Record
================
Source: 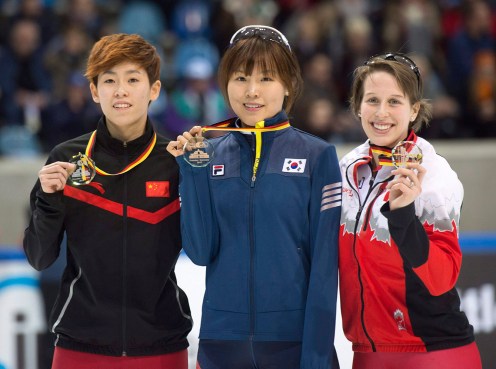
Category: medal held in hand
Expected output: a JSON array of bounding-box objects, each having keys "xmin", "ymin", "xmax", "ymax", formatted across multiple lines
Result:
[
  {"xmin": 183, "ymin": 136, "xmax": 214, "ymax": 167},
  {"xmin": 392, "ymin": 141, "xmax": 423, "ymax": 168},
  {"xmin": 68, "ymin": 152, "xmax": 96, "ymax": 185}
]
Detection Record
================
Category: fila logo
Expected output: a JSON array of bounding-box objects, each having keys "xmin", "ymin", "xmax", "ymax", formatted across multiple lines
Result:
[
  {"xmin": 212, "ymin": 164, "xmax": 225, "ymax": 176},
  {"xmin": 282, "ymin": 158, "xmax": 307, "ymax": 173}
]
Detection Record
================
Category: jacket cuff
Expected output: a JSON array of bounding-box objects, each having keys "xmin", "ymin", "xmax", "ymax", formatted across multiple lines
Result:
[{"xmin": 36, "ymin": 188, "xmax": 65, "ymax": 208}]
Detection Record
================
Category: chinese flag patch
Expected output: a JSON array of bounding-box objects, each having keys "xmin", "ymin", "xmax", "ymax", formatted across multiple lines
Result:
[{"xmin": 146, "ymin": 181, "xmax": 169, "ymax": 198}]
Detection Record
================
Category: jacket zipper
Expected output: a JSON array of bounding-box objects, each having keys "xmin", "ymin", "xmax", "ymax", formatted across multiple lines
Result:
[
  {"xmin": 249, "ymin": 183, "xmax": 256, "ymax": 339},
  {"xmin": 122, "ymin": 143, "xmax": 128, "ymax": 356},
  {"xmin": 249, "ymin": 137, "xmax": 257, "ymax": 340},
  {"xmin": 346, "ymin": 167, "xmax": 376, "ymax": 351},
  {"xmin": 347, "ymin": 162, "xmax": 394, "ymax": 352}
]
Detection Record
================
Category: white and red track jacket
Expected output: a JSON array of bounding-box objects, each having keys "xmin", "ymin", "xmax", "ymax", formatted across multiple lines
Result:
[{"xmin": 339, "ymin": 132, "xmax": 474, "ymax": 353}]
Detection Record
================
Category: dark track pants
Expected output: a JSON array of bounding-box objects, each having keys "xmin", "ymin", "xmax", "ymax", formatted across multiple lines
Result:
[{"xmin": 196, "ymin": 339, "xmax": 302, "ymax": 369}]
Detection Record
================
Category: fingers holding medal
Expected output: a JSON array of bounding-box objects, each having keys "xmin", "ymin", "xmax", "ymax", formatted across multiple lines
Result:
[
  {"xmin": 391, "ymin": 140, "xmax": 425, "ymax": 192},
  {"xmin": 39, "ymin": 161, "xmax": 78, "ymax": 193},
  {"xmin": 386, "ymin": 141, "xmax": 427, "ymax": 209},
  {"xmin": 168, "ymin": 126, "xmax": 214, "ymax": 167},
  {"xmin": 167, "ymin": 126, "xmax": 204, "ymax": 159}
]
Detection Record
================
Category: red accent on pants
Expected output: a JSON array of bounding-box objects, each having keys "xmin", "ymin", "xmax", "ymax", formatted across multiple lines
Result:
[
  {"xmin": 352, "ymin": 342, "xmax": 481, "ymax": 369},
  {"xmin": 52, "ymin": 347, "xmax": 188, "ymax": 369}
]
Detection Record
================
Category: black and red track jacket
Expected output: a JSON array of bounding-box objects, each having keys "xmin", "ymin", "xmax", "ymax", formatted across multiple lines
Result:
[
  {"xmin": 339, "ymin": 133, "xmax": 474, "ymax": 353},
  {"xmin": 23, "ymin": 117, "xmax": 192, "ymax": 356}
]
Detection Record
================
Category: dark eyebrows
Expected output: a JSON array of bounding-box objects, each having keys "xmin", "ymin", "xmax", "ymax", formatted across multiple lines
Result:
[{"xmin": 101, "ymin": 69, "xmax": 142, "ymax": 76}]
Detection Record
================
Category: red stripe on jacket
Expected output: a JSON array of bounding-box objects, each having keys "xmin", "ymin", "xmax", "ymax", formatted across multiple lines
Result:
[{"xmin": 64, "ymin": 186, "xmax": 180, "ymax": 224}]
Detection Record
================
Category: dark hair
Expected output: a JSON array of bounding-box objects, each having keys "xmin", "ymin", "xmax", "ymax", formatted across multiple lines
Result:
[
  {"xmin": 217, "ymin": 35, "xmax": 303, "ymax": 113},
  {"xmin": 349, "ymin": 55, "xmax": 432, "ymax": 132},
  {"xmin": 85, "ymin": 33, "xmax": 160, "ymax": 86}
]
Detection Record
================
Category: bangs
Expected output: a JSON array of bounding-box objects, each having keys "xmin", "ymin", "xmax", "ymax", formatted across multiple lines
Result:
[{"xmin": 227, "ymin": 38, "xmax": 281, "ymax": 77}]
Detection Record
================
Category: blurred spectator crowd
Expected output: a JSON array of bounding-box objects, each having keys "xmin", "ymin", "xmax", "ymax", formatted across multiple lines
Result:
[{"xmin": 0, "ymin": 0, "xmax": 495, "ymax": 157}]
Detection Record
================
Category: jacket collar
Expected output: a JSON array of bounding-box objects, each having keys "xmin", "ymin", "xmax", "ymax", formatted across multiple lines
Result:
[
  {"xmin": 95, "ymin": 116, "xmax": 155, "ymax": 154},
  {"xmin": 219, "ymin": 110, "xmax": 289, "ymax": 129}
]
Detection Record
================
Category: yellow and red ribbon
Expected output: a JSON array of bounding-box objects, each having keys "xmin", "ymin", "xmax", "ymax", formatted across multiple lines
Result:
[
  {"xmin": 370, "ymin": 146, "xmax": 394, "ymax": 167},
  {"xmin": 202, "ymin": 120, "xmax": 291, "ymax": 181},
  {"xmin": 84, "ymin": 130, "xmax": 157, "ymax": 176}
]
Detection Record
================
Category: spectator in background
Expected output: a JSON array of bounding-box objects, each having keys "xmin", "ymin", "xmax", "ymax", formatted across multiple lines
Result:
[
  {"xmin": 401, "ymin": 0, "xmax": 441, "ymax": 60},
  {"xmin": 468, "ymin": 49, "xmax": 496, "ymax": 137},
  {"xmin": 295, "ymin": 95, "xmax": 338, "ymax": 141},
  {"xmin": 288, "ymin": 3, "xmax": 334, "ymax": 66},
  {"xmin": 411, "ymin": 53, "xmax": 461, "ymax": 138},
  {"xmin": 7, "ymin": 0, "xmax": 59, "ymax": 46},
  {"xmin": 159, "ymin": 55, "xmax": 229, "ymax": 139},
  {"xmin": 56, "ymin": 0, "xmax": 108, "ymax": 40},
  {"xmin": 171, "ymin": 0, "xmax": 212, "ymax": 41},
  {"xmin": 293, "ymin": 52, "xmax": 351, "ymax": 141},
  {"xmin": 44, "ymin": 25, "xmax": 92, "ymax": 102},
  {"xmin": 118, "ymin": 1, "xmax": 167, "ymax": 46},
  {"xmin": 209, "ymin": 0, "xmax": 238, "ymax": 54},
  {"xmin": 1, "ymin": 0, "xmax": 495, "ymax": 154},
  {"xmin": 379, "ymin": 0, "xmax": 441, "ymax": 60},
  {"xmin": 335, "ymin": 0, "xmax": 369, "ymax": 19},
  {"xmin": 445, "ymin": 0, "xmax": 496, "ymax": 134},
  {"xmin": 38, "ymin": 72, "xmax": 100, "ymax": 153},
  {"xmin": 0, "ymin": 18, "xmax": 51, "ymax": 131},
  {"xmin": 336, "ymin": 15, "xmax": 378, "ymax": 104}
]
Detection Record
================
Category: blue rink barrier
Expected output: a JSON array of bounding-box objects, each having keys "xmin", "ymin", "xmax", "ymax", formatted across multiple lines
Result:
[{"xmin": 459, "ymin": 232, "xmax": 496, "ymax": 253}]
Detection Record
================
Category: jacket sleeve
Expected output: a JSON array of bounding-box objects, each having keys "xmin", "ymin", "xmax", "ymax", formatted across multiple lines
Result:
[
  {"xmin": 381, "ymin": 159, "xmax": 464, "ymax": 296},
  {"xmin": 300, "ymin": 145, "xmax": 341, "ymax": 369},
  {"xmin": 23, "ymin": 182, "xmax": 66, "ymax": 271},
  {"xmin": 177, "ymin": 158, "xmax": 220, "ymax": 266}
]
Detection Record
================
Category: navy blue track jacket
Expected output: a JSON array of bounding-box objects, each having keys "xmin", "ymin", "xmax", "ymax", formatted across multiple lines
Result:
[{"xmin": 178, "ymin": 111, "xmax": 342, "ymax": 368}]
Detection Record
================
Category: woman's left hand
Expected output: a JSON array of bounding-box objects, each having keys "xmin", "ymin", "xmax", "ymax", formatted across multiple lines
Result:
[{"xmin": 386, "ymin": 163, "xmax": 426, "ymax": 210}]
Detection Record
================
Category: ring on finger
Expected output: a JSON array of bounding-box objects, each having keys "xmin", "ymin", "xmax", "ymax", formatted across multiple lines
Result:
[{"xmin": 409, "ymin": 181, "xmax": 415, "ymax": 188}]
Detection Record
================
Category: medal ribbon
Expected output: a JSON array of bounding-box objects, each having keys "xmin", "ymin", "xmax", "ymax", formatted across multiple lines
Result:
[
  {"xmin": 370, "ymin": 131, "xmax": 417, "ymax": 167},
  {"xmin": 370, "ymin": 146, "xmax": 394, "ymax": 167},
  {"xmin": 84, "ymin": 130, "xmax": 157, "ymax": 176},
  {"xmin": 202, "ymin": 120, "xmax": 291, "ymax": 181}
]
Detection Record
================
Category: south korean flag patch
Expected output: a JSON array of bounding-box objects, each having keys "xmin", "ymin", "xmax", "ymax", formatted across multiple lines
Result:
[{"xmin": 282, "ymin": 158, "xmax": 307, "ymax": 173}]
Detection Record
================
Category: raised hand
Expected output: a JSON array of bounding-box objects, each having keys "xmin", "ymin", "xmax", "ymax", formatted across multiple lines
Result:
[
  {"xmin": 386, "ymin": 163, "xmax": 426, "ymax": 210},
  {"xmin": 38, "ymin": 161, "xmax": 77, "ymax": 193},
  {"xmin": 166, "ymin": 125, "xmax": 203, "ymax": 157}
]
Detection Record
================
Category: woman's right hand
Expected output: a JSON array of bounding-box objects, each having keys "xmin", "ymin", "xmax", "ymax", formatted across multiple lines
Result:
[
  {"xmin": 166, "ymin": 125, "xmax": 203, "ymax": 157},
  {"xmin": 38, "ymin": 161, "xmax": 76, "ymax": 193}
]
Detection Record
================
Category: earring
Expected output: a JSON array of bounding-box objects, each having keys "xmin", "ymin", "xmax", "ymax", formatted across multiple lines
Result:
[
  {"xmin": 285, "ymin": 91, "xmax": 289, "ymax": 96},
  {"xmin": 357, "ymin": 113, "xmax": 361, "ymax": 117}
]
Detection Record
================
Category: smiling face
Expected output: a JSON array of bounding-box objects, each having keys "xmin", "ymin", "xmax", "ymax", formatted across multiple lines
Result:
[
  {"xmin": 359, "ymin": 71, "xmax": 419, "ymax": 147},
  {"xmin": 227, "ymin": 64, "xmax": 287, "ymax": 127},
  {"xmin": 90, "ymin": 62, "xmax": 161, "ymax": 142}
]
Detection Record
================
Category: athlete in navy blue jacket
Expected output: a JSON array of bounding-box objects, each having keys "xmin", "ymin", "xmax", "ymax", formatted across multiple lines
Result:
[{"xmin": 167, "ymin": 25, "xmax": 342, "ymax": 369}]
